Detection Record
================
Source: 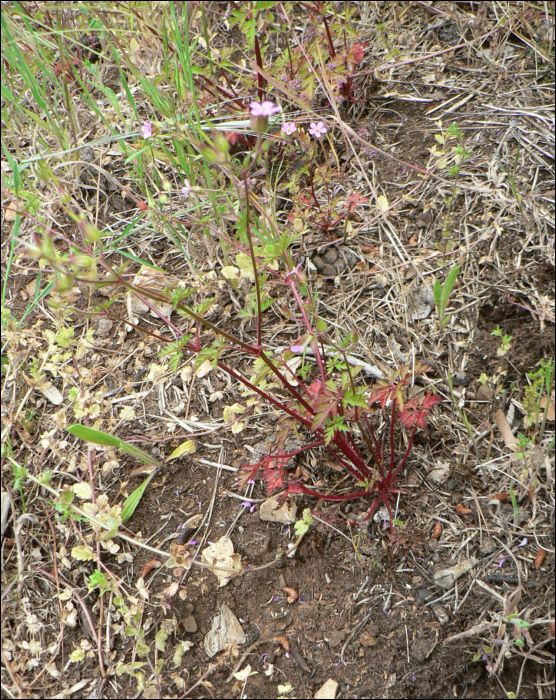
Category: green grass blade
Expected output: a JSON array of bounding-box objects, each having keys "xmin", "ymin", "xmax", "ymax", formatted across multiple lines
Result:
[
  {"xmin": 441, "ymin": 264, "xmax": 460, "ymax": 310},
  {"xmin": 67, "ymin": 425, "xmax": 159, "ymax": 465},
  {"xmin": 433, "ymin": 279, "xmax": 442, "ymax": 317},
  {"xmin": 121, "ymin": 473, "xmax": 156, "ymax": 523}
]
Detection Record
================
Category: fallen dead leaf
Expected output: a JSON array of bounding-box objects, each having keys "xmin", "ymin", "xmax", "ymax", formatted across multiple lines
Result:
[
  {"xmin": 201, "ymin": 536, "xmax": 241, "ymax": 587},
  {"xmin": 36, "ymin": 381, "xmax": 64, "ymax": 405},
  {"xmin": 495, "ymin": 409, "xmax": 518, "ymax": 451},
  {"xmin": 204, "ymin": 603, "xmax": 246, "ymax": 658},
  {"xmin": 127, "ymin": 265, "xmax": 175, "ymax": 320},
  {"xmin": 539, "ymin": 396, "xmax": 555, "ymax": 421}
]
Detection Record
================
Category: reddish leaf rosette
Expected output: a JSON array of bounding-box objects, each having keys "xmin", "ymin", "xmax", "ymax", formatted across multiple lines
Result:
[{"xmin": 397, "ymin": 392, "xmax": 441, "ymax": 430}]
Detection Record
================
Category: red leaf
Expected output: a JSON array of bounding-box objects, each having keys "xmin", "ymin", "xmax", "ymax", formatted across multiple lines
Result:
[
  {"xmin": 225, "ymin": 131, "xmax": 239, "ymax": 145},
  {"xmin": 350, "ymin": 41, "xmax": 367, "ymax": 64},
  {"xmin": 422, "ymin": 392, "xmax": 441, "ymax": 410},
  {"xmin": 261, "ymin": 454, "xmax": 291, "ymax": 494},
  {"xmin": 238, "ymin": 461, "xmax": 262, "ymax": 490},
  {"xmin": 307, "ymin": 380, "xmax": 322, "ymax": 398},
  {"xmin": 346, "ymin": 191, "xmax": 369, "ymax": 213},
  {"xmin": 397, "ymin": 392, "xmax": 440, "ymax": 430}
]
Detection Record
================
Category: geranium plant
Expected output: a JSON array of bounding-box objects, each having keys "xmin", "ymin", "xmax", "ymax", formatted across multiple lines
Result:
[{"xmin": 26, "ymin": 100, "xmax": 440, "ymax": 532}]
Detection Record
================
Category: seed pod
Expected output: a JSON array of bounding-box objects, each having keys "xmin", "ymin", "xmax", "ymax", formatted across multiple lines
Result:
[
  {"xmin": 455, "ymin": 503, "xmax": 473, "ymax": 515},
  {"xmin": 432, "ymin": 522, "xmax": 442, "ymax": 540},
  {"xmin": 141, "ymin": 559, "xmax": 162, "ymax": 578},
  {"xmin": 549, "ymin": 620, "xmax": 555, "ymax": 637},
  {"xmin": 274, "ymin": 635, "xmax": 290, "ymax": 651},
  {"xmin": 282, "ymin": 586, "xmax": 299, "ymax": 603},
  {"xmin": 534, "ymin": 548, "xmax": 546, "ymax": 570},
  {"xmin": 492, "ymin": 492, "xmax": 509, "ymax": 502}
]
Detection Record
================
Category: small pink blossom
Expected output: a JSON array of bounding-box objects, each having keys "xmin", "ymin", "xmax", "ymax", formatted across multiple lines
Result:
[
  {"xmin": 290, "ymin": 332, "xmax": 312, "ymax": 353},
  {"xmin": 240, "ymin": 501, "xmax": 257, "ymax": 513},
  {"xmin": 181, "ymin": 179, "xmax": 191, "ymax": 199},
  {"xmin": 281, "ymin": 121, "xmax": 297, "ymax": 135},
  {"xmin": 141, "ymin": 121, "xmax": 152, "ymax": 139},
  {"xmin": 249, "ymin": 100, "xmax": 281, "ymax": 117},
  {"xmin": 309, "ymin": 121, "xmax": 327, "ymax": 138}
]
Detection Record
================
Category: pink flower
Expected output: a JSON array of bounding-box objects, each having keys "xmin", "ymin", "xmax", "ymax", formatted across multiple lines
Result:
[
  {"xmin": 249, "ymin": 100, "xmax": 281, "ymax": 117},
  {"xmin": 240, "ymin": 501, "xmax": 257, "ymax": 513},
  {"xmin": 141, "ymin": 121, "xmax": 152, "ymax": 139},
  {"xmin": 181, "ymin": 179, "xmax": 191, "ymax": 199},
  {"xmin": 309, "ymin": 121, "xmax": 327, "ymax": 138},
  {"xmin": 281, "ymin": 121, "xmax": 297, "ymax": 135},
  {"xmin": 290, "ymin": 332, "xmax": 312, "ymax": 353}
]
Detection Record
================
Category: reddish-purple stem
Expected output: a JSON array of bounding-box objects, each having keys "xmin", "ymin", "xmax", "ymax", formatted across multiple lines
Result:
[
  {"xmin": 388, "ymin": 401, "xmax": 396, "ymax": 479},
  {"xmin": 391, "ymin": 413, "xmax": 422, "ymax": 482},
  {"xmin": 330, "ymin": 432, "xmax": 369, "ymax": 477},
  {"xmin": 217, "ymin": 360, "xmax": 313, "ymax": 423},
  {"xmin": 324, "ymin": 442, "xmax": 367, "ymax": 482},
  {"xmin": 381, "ymin": 493, "xmax": 394, "ymax": 531},
  {"xmin": 243, "ymin": 178, "xmax": 262, "ymax": 347},
  {"xmin": 361, "ymin": 496, "xmax": 382, "ymax": 522},
  {"xmin": 363, "ymin": 414, "xmax": 382, "ymax": 475},
  {"xmin": 254, "ymin": 35, "xmax": 265, "ymax": 100},
  {"xmin": 318, "ymin": 4, "xmax": 336, "ymax": 58}
]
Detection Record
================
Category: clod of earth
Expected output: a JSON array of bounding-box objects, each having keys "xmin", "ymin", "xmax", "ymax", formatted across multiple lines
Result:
[{"xmin": 310, "ymin": 245, "xmax": 358, "ymax": 277}]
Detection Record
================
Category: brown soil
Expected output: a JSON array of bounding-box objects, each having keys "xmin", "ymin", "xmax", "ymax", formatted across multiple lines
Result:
[{"xmin": 1, "ymin": 3, "xmax": 554, "ymax": 700}]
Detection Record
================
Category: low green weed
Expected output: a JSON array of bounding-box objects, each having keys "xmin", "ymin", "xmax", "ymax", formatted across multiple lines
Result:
[
  {"xmin": 491, "ymin": 325, "xmax": 512, "ymax": 356},
  {"xmin": 433, "ymin": 263, "xmax": 460, "ymax": 330}
]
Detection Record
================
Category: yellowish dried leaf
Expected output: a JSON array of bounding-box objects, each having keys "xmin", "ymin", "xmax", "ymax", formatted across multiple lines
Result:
[{"xmin": 168, "ymin": 440, "xmax": 196, "ymax": 460}]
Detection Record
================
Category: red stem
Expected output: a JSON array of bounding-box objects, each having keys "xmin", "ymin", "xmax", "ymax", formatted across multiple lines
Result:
[
  {"xmin": 254, "ymin": 35, "xmax": 265, "ymax": 100},
  {"xmin": 391, "ymin": 413, "xmax": 422, "ymax": 482},
  {"xmin": 193, "ymin": 74, "xmax": 245, "ymax": 110},
  {"xmin": 361, "ymin": 495, "xmax": 381, "ymax": 522},
  {"xmin": 388, "ymin": 401, "xmax": 396, "ymax": 479},
  {"xmin": 217, "ymin": 360, "xmax": 313, "ymax": 424},
  {"xmin": 324, "ymin": 442, "xmax": 367, "ymax": 482},
  {"xmin": 243, "ymin": 178, "xmax": 262, "ymax": 347},
  {"xmin": 318, "ymin": 3, "xmax": 336, "ymax": 58},
  {"xmin": 331, "ymin": 432, "xmax": 369, "ymax": 477},
  {"xmin": 362, "ymin": 415, "xmax": 382, "ymax": 476},
  {"xmin": 286, "ymin": 277, "xmax": 327, "ymax": 383},
  {"xmin": 380, "ymin": 493, "xmax": 395, "ymax": 533}
]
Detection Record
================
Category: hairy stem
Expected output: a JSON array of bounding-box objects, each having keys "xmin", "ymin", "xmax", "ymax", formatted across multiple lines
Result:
[{"xmin": 243, "ymin": 177, "xmax": 263, "ymax": 347}]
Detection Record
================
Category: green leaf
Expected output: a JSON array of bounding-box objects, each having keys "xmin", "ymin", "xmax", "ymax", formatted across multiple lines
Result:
[
  {"xmin": 124, "ymin": 146, "xmax": 151, "ymax": 164},
  {"xmin": 442, "ymin": 264, "xmax": 460, "ymax": 309},
  {"xmin": 294, "ymin": 508, "xmax": 313, "ymax": 536},
  {"xmin": 433, "ymin": 279, "xmax": 442, "ymax": 314},
  {"xmin": 67, "ymin": 425, "xmax": 159, "ymax": 465},
  {"xmin": 88, "ymin": 569, "xmax": 109, "ymax": 593},
  {"xmin": 316, "ymin": 317, "xmax": 327, "ymax": 333},
  {"xmin": 121, "ymin": 473, "xmax": 156, "ymax": 523},
  {"xmin": 155, "ymin": 629, "xmax": 168, "ymax": 652}
]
